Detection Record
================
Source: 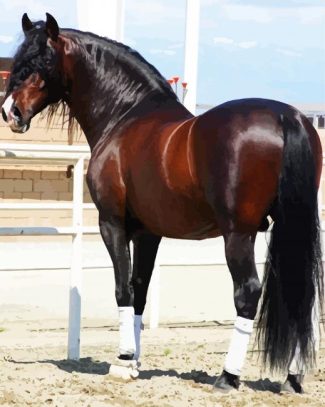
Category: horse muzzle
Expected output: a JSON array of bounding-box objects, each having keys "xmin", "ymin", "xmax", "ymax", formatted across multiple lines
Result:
[{"xmin": 1, "ymin": 95, "xmax": 31, "ymax": 133}]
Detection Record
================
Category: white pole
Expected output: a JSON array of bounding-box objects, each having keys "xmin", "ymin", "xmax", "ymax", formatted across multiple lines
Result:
[
  {"xmin": 67, "ymin": 157, "xmax": 84, "ymax": 360},
  {"xmin": 77, "ymin": 0, "xmax": 125, "ymax": 41},
  {"xmin": 149, "ymin": 263, "xmax": 160, "ymax": 329},
  {"xmin": 183, "ymin": 0, "xmax": 201, "ymax": 114},
  {"xmin": 115, "ymin": 0, "xmax": 125, "ymax": 42}
]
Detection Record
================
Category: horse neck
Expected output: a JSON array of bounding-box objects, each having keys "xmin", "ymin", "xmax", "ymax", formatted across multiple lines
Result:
[{"xmin": 61, "ymin": 35, "xmax": 187, "ymax": 149}]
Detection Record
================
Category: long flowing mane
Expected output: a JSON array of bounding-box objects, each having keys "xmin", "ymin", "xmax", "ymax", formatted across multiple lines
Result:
[
  {"xmin": 63, "ymin": 29, "xmax": 176, "ymax": 98},
  {"xmin": 11, "ymin": 26, "xmax": 178, "ymax": 143},
  {"xmin": 52, "ymin": 29, "xmax": 178, "ymax": 143}
]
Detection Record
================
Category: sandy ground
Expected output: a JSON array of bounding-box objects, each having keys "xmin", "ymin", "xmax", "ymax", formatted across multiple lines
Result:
[
  {"xmin": 0, "ymin": 319, "xmax": 324, "ymax": 407},
  {"xmin": 0, "ymin": 264, "xmax": 323, "ymax": 406}
]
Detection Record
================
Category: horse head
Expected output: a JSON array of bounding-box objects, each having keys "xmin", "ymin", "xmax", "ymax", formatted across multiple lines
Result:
[{"xmin": 2, "ymin": 13, "xmax": 65, "ymax": 133}]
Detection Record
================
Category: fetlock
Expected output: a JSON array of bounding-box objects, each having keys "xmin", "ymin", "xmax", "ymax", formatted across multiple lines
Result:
[
  {"xmin": 281, "ymin": 373, "xmax": 304, "ymax": 394},
  {"xmin": 213, "ymin": 370, "xmax": 241, "ymax": 392}
]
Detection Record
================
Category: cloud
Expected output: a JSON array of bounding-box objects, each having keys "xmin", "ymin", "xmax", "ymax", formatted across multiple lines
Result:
[
  {"xmin": 202, "ymin": 1, "xmax": 273, "ymax": 22},
  {"xmin": 223, "ymin": 5, "xmax": 273, "ymax": 23},
  {"xmin": 168, "ymin": 42, "xmax": 183, "ymax": 49},
  {"xmin": 238, "ymin": 41, "xmax": 258, "ymax": 49},
  {"xmin": 214, "ymin": 36, "xmax": 301, "ymax": 56},
  {"xmin": 213, "ymin": 36, "xmax": 257, "ymax": 49},
  {"xmin": 126, "ymin": 0, "xmax": 183, "ymax": 26},
  {"xmin": 148, "ymin": 42, "xmax": 182, "ymax": 57},
  {"xmin": 276, "ymin": 48, "xmax": 302, "ymax": 57},
  {"xmin": 296, "ymin": 7, "xmax": 325, "ymax": 24},
  {"xmin": 202, "ymin": 0, "xmax": 324, "ymax": 8},
  {"xmin": 0, "ymin": 0, "xmax": 55, "ymax": 25},
  {"xmin": 202, "ymin": 0, "xmax": 325, "ymax": 25},
  {"xmin": 213, "ymin": 36, "xmax": 234, "ymax": 45},
  {"xmin": 3, "ymin": 0, "xmax": 53, "ymax": 16},
  {"xmin": 201, "ymin": 17, "xmax": 218, "ymax": 29},
  {"xmin": 149, "ymin": 48, "xmax": 176, "ymax": 56},
  {"xmin": 0, "ymin": 35, "xmax": 14, "ymax": 44}
]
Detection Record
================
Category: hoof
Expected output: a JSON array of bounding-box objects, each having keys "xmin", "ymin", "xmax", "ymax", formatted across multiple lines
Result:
[
  {"xmin": 280, "ymin": 374, "xmax": 304, "ymax": 394},
  {"xmin": 108, "ymin": 357, "xmax": 140, "ymax": 381},
  {"xmin": 213, "ymin": 370, "xmax": 240, "ymax": 393}
]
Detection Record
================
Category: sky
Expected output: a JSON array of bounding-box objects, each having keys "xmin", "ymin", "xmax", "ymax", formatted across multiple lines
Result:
[{"xmin": 0, "ymin": 0, "xmax": 324, "ymax": 107}]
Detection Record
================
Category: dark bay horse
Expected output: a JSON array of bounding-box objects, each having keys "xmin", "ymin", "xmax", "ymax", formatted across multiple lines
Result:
[{"xmin": 1, "ymin": 13, "xmax": 323, "ymax": 393}]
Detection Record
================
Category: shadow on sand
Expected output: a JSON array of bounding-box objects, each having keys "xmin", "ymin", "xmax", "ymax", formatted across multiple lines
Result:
[
  {"xmin": 244, "ymin": 378, "xmax": 281, "ymax": 393},
  {"xmin": 7, "ymin": 357, "xmax": 281, "ymax": 392}
]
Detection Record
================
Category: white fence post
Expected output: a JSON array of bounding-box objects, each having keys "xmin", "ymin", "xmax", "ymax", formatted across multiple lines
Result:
[
  {"xmin": 67, "ymin": 157, "xmax": 85, "ymax": 360},
  {"xmin": 183, "ymin": 0, "xmax": 201, "ymax": 114},
  {"xmin": 77, "ymin": 0, "xmax": 125, "ymax": 41}
]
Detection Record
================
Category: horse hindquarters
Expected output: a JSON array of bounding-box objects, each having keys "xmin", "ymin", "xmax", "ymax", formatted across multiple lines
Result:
[{"xmin": 205, "ymin": 107, "xmax": 322, "ymax": 391}]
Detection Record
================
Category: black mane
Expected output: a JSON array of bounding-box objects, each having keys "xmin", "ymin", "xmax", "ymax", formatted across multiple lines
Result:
[
  {"xmin": 62, "ymin": 28, "xmax": 177, "ymax": 100},
  {"xmin": 8, "ymin": 24, "xmax": 178, "ymax": 143}
]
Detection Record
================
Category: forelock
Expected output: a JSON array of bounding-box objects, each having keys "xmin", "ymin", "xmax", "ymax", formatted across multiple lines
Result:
[{"xmin": 8, "ymin": 22, "xmax": 50, "ymax": 91}]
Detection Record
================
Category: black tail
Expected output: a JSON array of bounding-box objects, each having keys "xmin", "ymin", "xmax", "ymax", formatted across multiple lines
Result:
[{"xmin": 257, "ymin": 115, "xmax": 324, "ymax": 372}]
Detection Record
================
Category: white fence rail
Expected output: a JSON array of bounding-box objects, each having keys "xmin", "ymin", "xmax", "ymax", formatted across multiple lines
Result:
[
  {"xmin": 0, "ymin": 143, "xmax": 91, "ymax": 360},
  {"xmin": 0, "ymin": 143, "xmax": 324, "ymax": 360}
]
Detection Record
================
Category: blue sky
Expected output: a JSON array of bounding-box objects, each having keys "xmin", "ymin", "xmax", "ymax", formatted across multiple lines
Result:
[{"xmin": 0, "ymin": 0, "xmax": 324, "ymax": 106}]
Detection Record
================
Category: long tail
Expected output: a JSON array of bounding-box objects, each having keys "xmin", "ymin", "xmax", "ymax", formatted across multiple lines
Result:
[{"xmin": 257, "ymin": 115, "xmax": 324, "ymax": 372}]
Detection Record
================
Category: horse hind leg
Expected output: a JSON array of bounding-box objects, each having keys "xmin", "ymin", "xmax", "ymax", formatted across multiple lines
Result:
[{"xmin": 214, "ymin": 231, "xmax": 262, "ymax": 392}]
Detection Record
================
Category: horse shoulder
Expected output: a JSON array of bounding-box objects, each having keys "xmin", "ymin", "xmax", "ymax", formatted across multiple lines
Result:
[{"xmin": 86, "ymin": 141, "xmax": 126, "ymax": 216}]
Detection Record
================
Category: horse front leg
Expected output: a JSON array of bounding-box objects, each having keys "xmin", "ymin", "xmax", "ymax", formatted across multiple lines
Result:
[
  {"xmin": 214, "ymin": 232, "xmax": 262, "ymax": 392},
  {"xmin": 132, "ymin": 233, "xmax": 161, "ymax": 360},
  {"xmin": 99, "ymin": 216, "xmax": 138, "ymax": 379}
]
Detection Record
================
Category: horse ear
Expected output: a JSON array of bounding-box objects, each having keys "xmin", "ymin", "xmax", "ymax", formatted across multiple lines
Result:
[
  {"xmin": 45, "ymin": 13, "xmax": 59, "ymax": 42},
  {"xmin": 22, "ymin": 13, "xmax": 34, "ymax": 34}
]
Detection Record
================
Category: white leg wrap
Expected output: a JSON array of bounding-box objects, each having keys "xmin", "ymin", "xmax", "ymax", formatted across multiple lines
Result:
[
  {"xmin": 224, "ymin": 317, "xmax": 254, "ymax": 376},
  {"xmin": 134, "ymin": 315, "xmax": 143, "ymax": 361},
  {"xmin": 289, "ymin": 343, "xmax": 306, "ymax": 375},
  {"xmin": 118, "ymin": 307, "xmax": 136, "ymax": 355}
]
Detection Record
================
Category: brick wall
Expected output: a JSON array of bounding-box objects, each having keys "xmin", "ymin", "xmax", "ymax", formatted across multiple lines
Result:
[
  {"xmin": 0, "ymin": 168, "xmax": 97, "ymax": 228},
  {"xmin": 0, "ymin": 169, "xmax": 69, "ymax": 199},
  {"xmin": 0, "ymin": 110, "xmax": 94, "ymax": 230}
]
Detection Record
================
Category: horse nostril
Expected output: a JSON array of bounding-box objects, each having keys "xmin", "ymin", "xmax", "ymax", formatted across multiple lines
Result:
[
  {"xmin": 13, "ymin": 106, "xmax": 22, "ymax": 120},
  {"xmin": 2, "ymin": 108, "xmax": 7, "ymax": 122}
]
